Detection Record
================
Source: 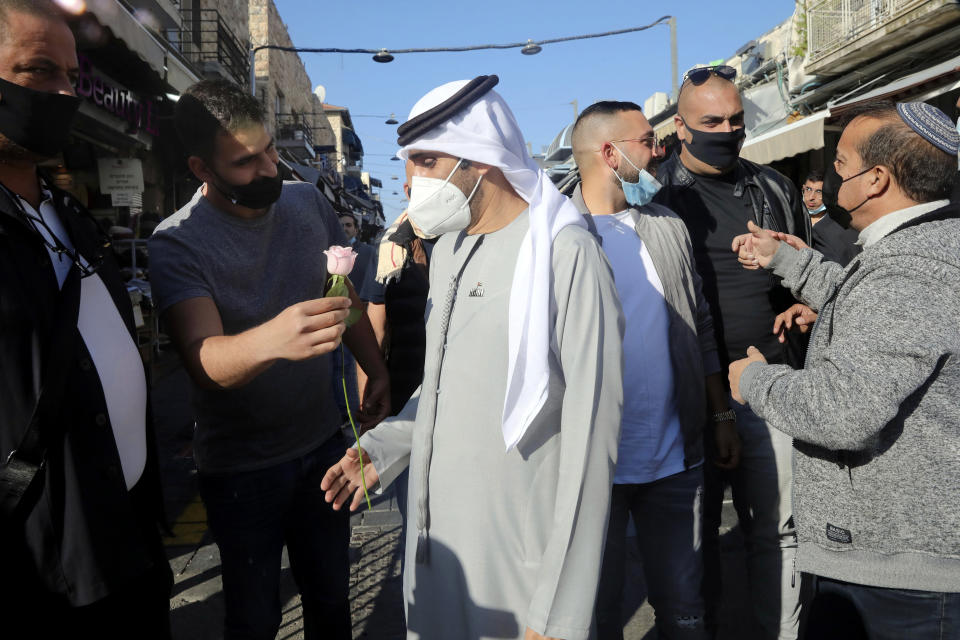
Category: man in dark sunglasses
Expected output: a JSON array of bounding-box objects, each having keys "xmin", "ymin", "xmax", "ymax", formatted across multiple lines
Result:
[
  {"xmin": 684, "ymin": 64, "xmax": 737, "ymax": 87},
  {"xmin": 654, "ymin": 66, "xmax": 811, "ymax": 640}
]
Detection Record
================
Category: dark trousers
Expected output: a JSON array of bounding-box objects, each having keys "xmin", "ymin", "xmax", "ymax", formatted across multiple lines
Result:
[
  {"xmin": 199, "ymin": 434, "xmax": 352, "ymax": 640},
  {"xmin": 596, "ymin": 467, "xmax": 707, "ymax": 640},
  {"xmin": 801, "ymin": 575, "xmax": 960, "ymax": 640},
  {"xmin": 1, "ymin": 488, "xmax": 172, "ymax": 640}
]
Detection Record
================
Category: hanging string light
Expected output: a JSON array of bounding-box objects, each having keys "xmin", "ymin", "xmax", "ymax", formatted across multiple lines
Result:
[
  {"xmin": 252, "ymin": 16, "xmax": 672, "ymax": 63},
  {"xmin": 250, "ymin": 16, "xmax": 673, "ymax": 94}
]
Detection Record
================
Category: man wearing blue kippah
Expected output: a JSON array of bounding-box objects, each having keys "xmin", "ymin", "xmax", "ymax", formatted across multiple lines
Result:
[{"xmin": 728, "ymin": 100, "xmax": 960, "ymax": 639}]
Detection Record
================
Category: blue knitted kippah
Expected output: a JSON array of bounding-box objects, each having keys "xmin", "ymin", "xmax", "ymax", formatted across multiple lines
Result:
[{"xmin": 895, "ymin": 102, "xmax": 959, "ymax": 155}]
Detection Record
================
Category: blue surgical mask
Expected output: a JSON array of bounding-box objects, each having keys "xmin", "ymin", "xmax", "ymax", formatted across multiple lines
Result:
[
  {"xmin": 610, "ymin": 142, "xmax": 661, "ymax": 207},
  {"xmin": 807, "ymin": 204, "xmax": 826, "ymax": 216}
]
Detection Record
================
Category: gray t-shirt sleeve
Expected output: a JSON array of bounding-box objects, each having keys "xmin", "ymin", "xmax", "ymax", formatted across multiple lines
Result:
[{"xmin": 148, "ymin": 231, "xmax": 212, "ymax": 314}]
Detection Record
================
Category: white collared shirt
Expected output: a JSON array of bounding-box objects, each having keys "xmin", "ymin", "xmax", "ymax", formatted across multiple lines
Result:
[
  {"xmin": 856, "ymin": 199, "xmax": 950, "ymax": 248},
  {"xmin": 20, "ymin": 194, "xmax": 147, "ymax": 489}
]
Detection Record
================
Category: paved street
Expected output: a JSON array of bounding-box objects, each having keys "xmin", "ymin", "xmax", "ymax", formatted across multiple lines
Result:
[{"xmin": 154, "ymin": 351, "xmax": 752, "ymax": 639}]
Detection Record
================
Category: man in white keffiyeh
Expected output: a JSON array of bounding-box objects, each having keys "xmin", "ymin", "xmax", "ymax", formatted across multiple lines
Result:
[{"xmin": 323, "ymin": 76, "xmax": 625, "ymax": 640}]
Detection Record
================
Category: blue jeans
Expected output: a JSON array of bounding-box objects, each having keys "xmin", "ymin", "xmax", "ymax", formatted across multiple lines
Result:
[
  {"xmin": 198, "ymin": 434, "xmax": 351, "ymax": 640},
  {"xmin": 596, "ymin": 466, "xmax": 708, "ymax": 640},
  {"xmin": 802, "ymin": 575, "xmax": 960, "ymax": 640},
  {"xmin": 703, "ymin": 399, "xmax": 799, "ymax": 640}
]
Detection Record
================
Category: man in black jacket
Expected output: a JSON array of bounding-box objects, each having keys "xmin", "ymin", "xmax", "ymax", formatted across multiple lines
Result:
[
  {"xmin": 0, "ymin": 2, "xmax": 171, "ymax": 637},
  {"xmin": 653, "ymin": 66, "xmax": 811, "ymax": 640}
]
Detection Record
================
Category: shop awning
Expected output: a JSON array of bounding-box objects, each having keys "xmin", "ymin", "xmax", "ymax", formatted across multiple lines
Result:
[
  {"xmin": 830, "ymin": 53, "xmax": 960, "ymax": 114},
  {"xmin": 165, "ymin": 54, "xmax": 200, "ymax": 94},
  {"xmin": 740, "ymin": 110, "xmax": 830, "ymax": 165},
  {"xmin": 288, "ymin": 162, "xmax": 321, "ymax": 185},
  {"xmin": 342, "ymin": 128, "xmax": 364, "ymax": 153},
  {"xmin": 344, "ymin": 191, "xmax": 375, "ymax": 213},
  {"xmin": 84, "ymin": 0, "xmax": 199, "ymax": 94}
]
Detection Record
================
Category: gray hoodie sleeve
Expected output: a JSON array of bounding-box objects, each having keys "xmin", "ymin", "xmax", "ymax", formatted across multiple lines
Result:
[
  {"xmin": 767, "ymin": 243, "xmax": 848, "ymax": 311},
  {"xmin": 741, "ymin": 261, "xmax": 952, "ymax": 451}
]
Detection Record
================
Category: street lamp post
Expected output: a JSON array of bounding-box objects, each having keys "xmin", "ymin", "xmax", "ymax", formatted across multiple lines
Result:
[{"xmin": 670, "ymin": 16, "xmax": 679, "ymax": 103}]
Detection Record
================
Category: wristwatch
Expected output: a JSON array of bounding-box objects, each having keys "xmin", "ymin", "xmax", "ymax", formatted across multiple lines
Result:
[{"xmin": 712, "ymin": 409, "xmax": 736, "ymax": 423}]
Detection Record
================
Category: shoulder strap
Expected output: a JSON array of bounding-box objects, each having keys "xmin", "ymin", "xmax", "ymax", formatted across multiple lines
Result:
[{"xmin": 0, "ymin": 266, "xmax": 82, "ymax": 522}]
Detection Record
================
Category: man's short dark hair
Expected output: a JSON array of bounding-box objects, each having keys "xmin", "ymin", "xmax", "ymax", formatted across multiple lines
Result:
[
  {"xmin": 842, "ymin": 100, "xmax": 956, "ymax": 203},
  {"xmin": 174, "ymin": 79, "xmax": 265, "ymax": 162},
  {"xmin": 573, "ymin": 101, "xmax": 643, "ymax": 133},
  {"xmin": 804, "ymin": 170, "xmax": 824, "ymax": 184},
  {"xmin": 571, "ymin": 101, "xmax": 644, "ymax": 166},
  {"xmin": 0, "ymin": 0, "xmax": 66, "ymax": 42}
]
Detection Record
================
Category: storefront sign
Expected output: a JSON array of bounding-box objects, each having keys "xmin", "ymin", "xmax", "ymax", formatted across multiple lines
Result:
[
  {"xmin": 99, "ymin": 158, "xmax": 144, "ymax": 194},
  {"xmin": 110, "ymin": 192, "xmax": 142, "ymax": 207},
  {"xmin": 75, "ymin": 54, "xmax": 160, "ymax": 136}
]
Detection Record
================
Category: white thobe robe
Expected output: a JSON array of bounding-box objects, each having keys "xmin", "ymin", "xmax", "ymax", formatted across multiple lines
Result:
[{"xmin": 360, "ymin": 213, "xmax": 624, "ymax": 640}]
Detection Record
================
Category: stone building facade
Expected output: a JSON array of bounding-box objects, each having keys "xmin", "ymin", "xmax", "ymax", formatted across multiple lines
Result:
[
  {"xmin": 249, "ymin": 0, "xmax": 335, "ymax": 165},
  {"xmin": 322, "ymin": 104, "xmax": 364, "ymax": 175},
  {"xmin": 175, "ymin": 0, "xmax": 250, "ymax": 86}
]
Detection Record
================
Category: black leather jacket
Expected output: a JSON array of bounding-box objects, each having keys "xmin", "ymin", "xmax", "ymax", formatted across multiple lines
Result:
[
  {"xmin": 654, "ymin": 154, "xmax": 813, "ymax": 368},
  {"xmin": 0, "ymin": 177, "xmax": 169, "ymax": 606},
  {"xmin": 655, "ymin": 153, "xmax": 812, "ymax": 244}
]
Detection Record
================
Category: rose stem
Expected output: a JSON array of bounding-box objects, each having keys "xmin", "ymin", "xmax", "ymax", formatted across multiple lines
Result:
[{"xmin": 342, "ymin": 346, "xmax": 372, "ymax": 510}]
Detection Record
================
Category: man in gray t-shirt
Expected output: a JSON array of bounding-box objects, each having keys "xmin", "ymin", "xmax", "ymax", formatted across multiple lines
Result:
[{"xmin": 148, "ymin": 79, "xmax": 389, "ymax": 640}]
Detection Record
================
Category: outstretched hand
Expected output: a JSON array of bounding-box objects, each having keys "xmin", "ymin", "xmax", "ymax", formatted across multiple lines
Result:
[
  {"xmin": 321, "ymin": 448, "xmax": 380, "ymax": 512},
  {"xmin": 773, "ymin": 303, "xmax": 818, "ymax": 343},
  {"xmin": 731, "ymin": 221, "xmax": 783, "ymax": 270},
  {"xmin": 772, "ymin": 231, "xmax": 809, "ymax": 251}
]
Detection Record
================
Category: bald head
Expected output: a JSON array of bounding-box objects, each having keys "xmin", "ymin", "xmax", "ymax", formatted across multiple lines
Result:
[{"xmin": 677, "ymin": 74, "xmax": 743, "ymax": 124}]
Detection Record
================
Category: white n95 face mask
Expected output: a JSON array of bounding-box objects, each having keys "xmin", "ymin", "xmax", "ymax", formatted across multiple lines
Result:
[{"xmin": 407, "ymin": 159, "xmax": 483, "ymax": 236}]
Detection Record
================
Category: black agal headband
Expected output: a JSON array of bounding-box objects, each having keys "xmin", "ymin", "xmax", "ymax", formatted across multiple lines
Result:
[{"xmin": 396, "ymin": 75, "xmax": 500, "ymax": 146}]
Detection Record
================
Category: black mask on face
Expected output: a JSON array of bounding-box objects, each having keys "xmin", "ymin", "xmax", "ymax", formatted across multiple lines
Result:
[
  {"xmin": 681, "ymin": 120, "xmax": 746, "ymax": 171},
  {"xmin": 821, "ymin": 163, "xmax": 873, "ymax": 229},
  {"xmin": 0, "ymin": 76, "xmax": 81, "ymax": 157},
  {"xmin": 211, "ymin": 169, "xmax": 283, "ymax": 210}
]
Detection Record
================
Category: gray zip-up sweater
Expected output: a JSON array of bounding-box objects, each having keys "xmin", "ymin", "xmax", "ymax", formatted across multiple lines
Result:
[
  {"xmin": 740, "ymin": 202, "xmax": 960, "ymax": 593},
  {"xmin": 572, "ymin": 185, "xmax": 720, "ymax": 469}
]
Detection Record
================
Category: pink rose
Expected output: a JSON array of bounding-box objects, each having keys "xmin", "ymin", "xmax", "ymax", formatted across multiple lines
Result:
[{"xmin": 323, "ymin": 245, "xmax": 357, "ymax": 276}]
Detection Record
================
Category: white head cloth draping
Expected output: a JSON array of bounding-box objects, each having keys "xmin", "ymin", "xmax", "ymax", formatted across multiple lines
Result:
[{"xmin": 397, "ymin": 80, "xmax": 587, "ymax": 451}]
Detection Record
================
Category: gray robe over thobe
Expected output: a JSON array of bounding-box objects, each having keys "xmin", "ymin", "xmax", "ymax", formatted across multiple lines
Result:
[{"xmin": 360, "ymin": 213, "xmax": 624, "ymax": 640}]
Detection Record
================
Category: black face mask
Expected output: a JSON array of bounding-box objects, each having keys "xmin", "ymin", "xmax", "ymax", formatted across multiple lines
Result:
[
  {"xmin": 211, "ymin": 170, "xmax": 283, "ymax": 210},
  {"xmin": 681, "ymin": 120, "xmax": 746, "ymax": 171},
  {"xmin": 0, "ymin": 76, "xmax": 81, "ymax": 157},
  {"xmin": 821, "ymin": 163, "xmax": 873, "ymax": 229}
]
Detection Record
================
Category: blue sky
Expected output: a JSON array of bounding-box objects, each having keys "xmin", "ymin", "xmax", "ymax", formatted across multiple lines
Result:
[{"xmin": 274, "ymin": 0, "xmax": 798, "ymax": 222}]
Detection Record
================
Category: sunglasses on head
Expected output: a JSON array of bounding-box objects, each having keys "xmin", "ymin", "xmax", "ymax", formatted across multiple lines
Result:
[{"xmin": 683, "ymin": 65, "xmax": 737, "ymax": 87}]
